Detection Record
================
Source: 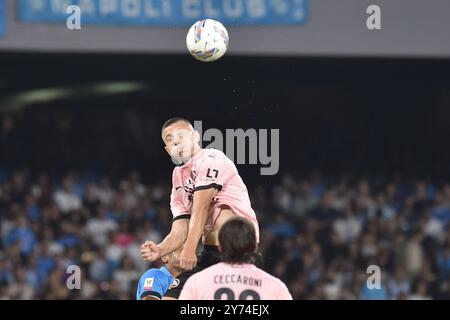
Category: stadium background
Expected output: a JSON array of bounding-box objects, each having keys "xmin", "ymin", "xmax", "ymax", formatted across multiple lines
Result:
[{"xmin": 1, "ymin": 0, "xmax": 450, "ymax": 299}]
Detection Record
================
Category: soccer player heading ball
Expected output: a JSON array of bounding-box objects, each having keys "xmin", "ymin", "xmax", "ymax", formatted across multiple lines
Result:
[{"xmin": 140, "ymin": 117, "xmax": 261, "ymax": 299}]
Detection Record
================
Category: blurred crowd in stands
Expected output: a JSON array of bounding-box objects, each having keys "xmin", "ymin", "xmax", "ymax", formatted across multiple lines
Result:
[{"xmin": 1, "ymin": 169, "xmax": 450, "ymax": 299}]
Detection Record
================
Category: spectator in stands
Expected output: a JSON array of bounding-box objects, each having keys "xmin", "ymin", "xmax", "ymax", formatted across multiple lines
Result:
[{"xmin": 0, "ymin": 170, "xmax": 449, "ymax": 300}]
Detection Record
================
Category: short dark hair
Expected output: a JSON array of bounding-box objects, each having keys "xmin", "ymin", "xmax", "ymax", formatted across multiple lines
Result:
[
  {"xmin": 161, "ymin": 117, "xmax": 192, "ymax": 136},
  {"xmin": 219, "ymin": 217, "xmax": 256, "ymax": 264}
]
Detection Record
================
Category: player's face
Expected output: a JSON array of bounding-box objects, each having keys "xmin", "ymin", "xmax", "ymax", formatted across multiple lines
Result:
[{"xmin": 162, "ymin": 121, "xmax": 199, "ymax": 164}]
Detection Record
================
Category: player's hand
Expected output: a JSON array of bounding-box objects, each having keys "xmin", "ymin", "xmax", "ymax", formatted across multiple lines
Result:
[
  {"xmin": 179, "ymin": 247, "xmax": 197, "ymax": 271},
  {"xmin": 140, "ymin": 241, "xmax": 161, "ymax": 262}
]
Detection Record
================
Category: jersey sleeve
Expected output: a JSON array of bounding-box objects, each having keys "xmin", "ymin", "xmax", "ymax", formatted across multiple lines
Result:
[
  {"xmin": 137, "ymin": 270, "xmax": 168, "ymax": 300},
  {"xmin": 192, "ymin": 151, "xmax": 230, "ymax": 192},
  {"xmin": 170, "ymin": 170, "xmax": 190, "ymax": 221}
]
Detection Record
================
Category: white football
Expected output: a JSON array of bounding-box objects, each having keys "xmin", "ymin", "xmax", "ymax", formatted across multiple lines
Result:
[{"xmin": 186, "ymin": 19, "xmax": 229, "ymax": 62}]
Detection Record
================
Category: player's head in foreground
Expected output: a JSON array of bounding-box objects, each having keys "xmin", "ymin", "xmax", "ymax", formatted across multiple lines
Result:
[
  {"xmin": 161, "ymin": 117, "xmax": 201, "ymax": 165},
  {"xmin": 218, "ymin": 217, "xmax": 257, "ymax": 264}
]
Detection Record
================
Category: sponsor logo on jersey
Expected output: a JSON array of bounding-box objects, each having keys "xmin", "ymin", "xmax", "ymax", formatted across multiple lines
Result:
[
  {"xmin": 169, "ymin": 278, "xmax": 180, "ymax": 289},
  {"xmin": 144, "ymin": 278, "xmax": 154, "ymax": 290}
]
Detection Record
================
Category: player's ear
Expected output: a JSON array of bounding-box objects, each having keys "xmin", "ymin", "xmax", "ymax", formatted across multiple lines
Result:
[
  {"xmin": 193, "ymin": 130, "xmax": 200, "ymax": 144},
  {"xmin": 161, "ymin": 256, "xmax": 169, "ymax": 264}
]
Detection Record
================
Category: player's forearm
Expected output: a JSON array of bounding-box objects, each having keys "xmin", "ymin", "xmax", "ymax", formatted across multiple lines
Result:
[
  {"xmin": 185, "ymin": 206, "xmax": 209, "ymax": 250},
  {"xmin": 185, "ymin": 188, "xmax": 217, "ymax": 252},
  {"xmin": 158, "ymin": 233, "xmax": 185, "ymax": 257},
  {"xmin": 158, "ymin": 219, "xmax": 188, "ymax": 256}
]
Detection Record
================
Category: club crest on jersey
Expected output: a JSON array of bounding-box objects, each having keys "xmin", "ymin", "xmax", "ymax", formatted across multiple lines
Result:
[
  {"xmin": 169, "ymin": 279, "xmax": 180, "ymax": 289},
  {"xmin": 143, "ymin": 278, "xmax": 154, "ymax": 290},
  {"xmin": 184, "ymin": 178, "xmax": 195, "ymax": 203}
]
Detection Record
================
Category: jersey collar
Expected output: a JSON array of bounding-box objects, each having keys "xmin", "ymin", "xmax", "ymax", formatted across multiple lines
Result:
[{"xmin": 160, "ymin": 266, "xmax": 173, "ymax": 277}]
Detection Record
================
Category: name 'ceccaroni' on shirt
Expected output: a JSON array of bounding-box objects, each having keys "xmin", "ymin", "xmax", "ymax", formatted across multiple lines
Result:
[{"xmin": 213, "ymin": 274, "xmax": 262, "ymax": 287}]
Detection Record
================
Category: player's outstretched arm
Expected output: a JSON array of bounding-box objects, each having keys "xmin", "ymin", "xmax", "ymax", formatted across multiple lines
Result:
[
  {"xmin": 180, "ymin": 187, "xmax": 218, "ymax": 270},
  {"xmin": 141, "ymin": 218, "xmax": 188, "ymax": 261},
  {"xmin": 158, "ymin": 218, "xmax": 189, "ymax": 257}
]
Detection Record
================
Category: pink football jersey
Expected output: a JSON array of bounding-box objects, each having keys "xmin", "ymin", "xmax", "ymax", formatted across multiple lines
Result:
[
  {"xmin": 179, "ymin": 262, "xmax": 293, "ymax": 300},
  {"xmin": 170, "ymin": 148, "xmax": 260, "ymax": 242}
]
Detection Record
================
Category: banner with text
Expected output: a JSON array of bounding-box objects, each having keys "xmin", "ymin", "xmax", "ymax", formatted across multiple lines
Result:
[
  {"xmin": 18, "ymin": 0, "xmax": 308, "ymax": 26},
  {"xmin": 0, "ymin": 0, "xmax": 5, "ymax": 38}
]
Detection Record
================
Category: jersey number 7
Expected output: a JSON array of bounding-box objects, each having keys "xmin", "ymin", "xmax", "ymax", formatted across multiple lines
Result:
[{"xmin": 206, "ymin": 168, "xmax": 219, "ymax": 179}]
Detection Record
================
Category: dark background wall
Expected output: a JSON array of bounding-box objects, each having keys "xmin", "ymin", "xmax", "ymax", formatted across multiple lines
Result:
[{"xmin": 1, "ymin": 53, "xmax": 450, "ymax": 183}]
